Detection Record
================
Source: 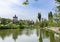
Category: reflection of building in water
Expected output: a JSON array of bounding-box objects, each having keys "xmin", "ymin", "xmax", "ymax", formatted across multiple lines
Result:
[{"xmin": 13, "ymin": 15, "xmax": 18, "ymax": 23}]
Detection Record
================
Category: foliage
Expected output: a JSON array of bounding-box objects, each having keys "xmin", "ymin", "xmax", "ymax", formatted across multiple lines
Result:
[
  {"xmin": 55, "ymin": 0, "xmax": 60, "ymax": 3},
  {"xmin": 0, "ymin": 29, "xmax": 21, "ymax": 40},
  {"xmin": 48, "ymin": 11, "xmax": 53, "ymax": 20},
  {"xmin": 0, "ymin": 0, "xmax": 60, "ymax": 29},
  {"xmin": 19, "ymin": 20, "xmax": 34, "ymax": 29},
  {"xmin": 34, "ymin": 20, "xmax": 40, "ymax": 28},
  {"xmin": 23, "ymin": 1, "xmax": 29, "ymax": 5},
  {"xmin": 38, "ymin": 13, "xmax": 41, "ymax": 21},
  {"xmin": 1, "ymin": 18, "xmax": 7, "ymax": 24},
  {"xmin": 57, "ymin": 6, "xmax": 60, "ymax": 10},
  {"xmin": 0, "ymin": 23, "xmax": 20, "ymax": 29},
  {"xmin": 53, "ymin": 11, "xmax": 60, "ymax": 26},
  {"xmin": 6, "ymin": 19, "xmax": 12, "ymax": 24},
  {"xmin": 40, "ymin": 20, "xmax": 48, "ymax": 28},
  {"xmin": 23, "ymin": 0, "xmax": 38, "ymax": 5},
  {"xmin": 48, "ymin": 12, "xmax": 54, "ymax": 27}
]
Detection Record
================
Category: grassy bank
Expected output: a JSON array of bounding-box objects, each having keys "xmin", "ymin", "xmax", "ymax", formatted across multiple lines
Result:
[
  {"xmin": 0, "ymin": 24, "xmax": 36, "ymax": 29},
  {"xmin": 43, "ymin": 27, "xmax": 60, "ymax": 35}
]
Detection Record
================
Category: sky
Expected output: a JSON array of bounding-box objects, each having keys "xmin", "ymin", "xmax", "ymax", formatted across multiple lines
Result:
[{"xmin": 0, "ymin": 0, "xmax": 57, "ymax": 21}]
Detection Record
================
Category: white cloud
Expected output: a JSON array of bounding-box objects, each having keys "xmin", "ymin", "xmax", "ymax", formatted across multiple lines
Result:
[
  {"xmin": 0, "ymin": 0, "xmax": 24, "ymax": 18},
  {"xmin": 0, "ymin": 0, "xmax": 56, "ymax": 21},
  {"xmin": 0, "ymin": 0, "xmax": 23, "ymax": 6},
  {"xmin": 0, "ymin": 0, "xmax": 39, "ymax": 21}
]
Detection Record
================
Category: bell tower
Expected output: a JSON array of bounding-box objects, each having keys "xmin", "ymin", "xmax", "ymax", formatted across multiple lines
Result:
[{"xmin": 13, "ymin": 15, "xmax": 18, "ymax": 23}]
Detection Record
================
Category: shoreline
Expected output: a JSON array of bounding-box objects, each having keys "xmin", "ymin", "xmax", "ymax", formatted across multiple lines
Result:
[{"xmin": 44, "ymin": 27, "xmax": 60, "ymax": 35}]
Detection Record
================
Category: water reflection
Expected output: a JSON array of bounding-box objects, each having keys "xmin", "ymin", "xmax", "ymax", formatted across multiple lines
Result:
[
  {"xmin": 38, "ymin": 29, "xmax": 60, "ymax": 42},
  {"xmin": 39, "ymin": 29, "xmax": 43, "ymax": 42},
  {"xmin": 49, "ymin": 32, "xmax": 55, "ymax": 42},
  {"xmin": 0, "ymin": 29, "xmax": 59, "ymax": 42}
]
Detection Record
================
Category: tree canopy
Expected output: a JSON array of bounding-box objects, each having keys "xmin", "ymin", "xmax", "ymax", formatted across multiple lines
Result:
[
  {"xmin": 48, "ymin": 11, "xmax": 53, "ymax": 20},
  {"xmin": 38, "ymin": 13, "xmax": 41, "ymax": 21},
  {"xmin": 55, "ymin": 0, "xmax": 60, "ymax": 3},
  {"xmin": 23, "ymin": 0, "xmax": 38, "ymax": 5}
]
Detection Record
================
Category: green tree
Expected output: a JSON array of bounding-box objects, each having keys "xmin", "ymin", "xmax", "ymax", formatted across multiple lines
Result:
[
  {"xmin": 48, "ymin": 11, "xmax": 53, "ymax": 26},
  {"xmin": 40, "ymin": 19, "xmax": 48, "ymax": 27},
  {"xmin": 54, "ymin": 0, "xmax": 60, "ymax": 26},
  {"xmin": 53, "ymin": 11, "xmax": 60, "ymax": 26},
  {"xmin": 1, "ymin": 18, "xmax": 7, "ymax": 24},
  {"xmin": 38, "ymin": 13, "xmax": 41, "ymax": 21},
  {"xmin": 57, "ymin": 6, "xmax": 60, "ymax": 11},
  {"xmin": 6, "ymin": 19, "xmax": 12, "ymax": 24},
  {"xmin": 55, "ymin": 0, "xmax": 60, "ymax": 3},
  {"xmin": 48, "ymin": 11, "xmax": 53, "ymax": 20},
  {"xmin": 23, "ymin": 0, "xmax": 29, "ymax": 5},
  {"xmin": 23, "ymin": 0, "xmax": 38, "ymax": 5},
  {"xmin": 55, "ymin": 0, "xmax": 60, "ymax": 11}
]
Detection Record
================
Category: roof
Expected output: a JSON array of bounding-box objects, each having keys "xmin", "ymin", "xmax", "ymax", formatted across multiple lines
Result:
[{"xmin": 13, "ymin": 15, "xmax": 18, "ymax": 18}]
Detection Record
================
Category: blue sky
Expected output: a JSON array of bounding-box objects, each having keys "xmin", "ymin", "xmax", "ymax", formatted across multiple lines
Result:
[{"xmin": 0, "ymin": 0, "xmax": 57, "ymax": 21}]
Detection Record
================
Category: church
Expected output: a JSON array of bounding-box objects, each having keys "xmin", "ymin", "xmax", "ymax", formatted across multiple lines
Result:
[{"xmin": 13, "ymin": 15, "xmax": 18, "ymax": 23}]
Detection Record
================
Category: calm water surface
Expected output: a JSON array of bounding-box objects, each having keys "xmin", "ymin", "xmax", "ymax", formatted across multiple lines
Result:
[{"xmin": 0, "ymin": 29, "xmax": 60, "ymax": 42}]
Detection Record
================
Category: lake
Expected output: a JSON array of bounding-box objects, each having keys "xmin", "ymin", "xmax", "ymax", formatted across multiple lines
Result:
[{"xmin": 0, "ymin": 29, "xmax": 60, "ymax": 42}]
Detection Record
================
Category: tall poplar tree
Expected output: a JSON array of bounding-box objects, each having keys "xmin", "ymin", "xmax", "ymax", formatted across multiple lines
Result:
[{"xmin": 38, "ymin": 13, "xmax": 41, "ymax": 21}]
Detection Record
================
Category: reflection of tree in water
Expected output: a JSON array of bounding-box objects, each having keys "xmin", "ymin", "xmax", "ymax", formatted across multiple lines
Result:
[
  {"xmin": 12, "ymin": 29, "xmax": 19, "ymax": 41},
  {"xmin": 39, "ymin": 29, "xmax": 43, "ymax": 42},
  {"xmin": 39, "ymin": 29, "xmax": 55, "ymax": 42},
  {"xmin": 0, "ymin": 29, "xmax": 23, "ymax": 41},
  {"xmin": 25, "ymin": 29, "xmax": 33, "ymax": 36},
  {"xmin": 0, "ymin": 29, "xmax": 59, "ymax": 42},
  {"xmin": 36, "ymin": 29, "xmax": 40, "ymax": 36},
  {"xmin": 0, "ymin": 30, "xmax": 13, "ymax": 40},
  {"xmin": 0, "ymin": 29, "xmax": 38, "ymax": 41},
  {"xmin": 0, "ymin": 33, "xmax": 6, "ymax": 40},
  {"xmin": 49, "ymin": 32, "xmax": 55, "ymax": 42},
  {"xmin": 12, "ymin": 29, "xmax": 23, "ymax": 41},
  {"xmin": 41, "ymin": 29, "xmax": 56, "ymax": 42},
  {"xmin": 40, "ymin": 29, "xmax": 49, "ymax": 38},
  {"xmin": 19, "ymin": 29, "xmax": 23, "ymax": 35},
  {"xmin": 39, "ymin": 29, "xmax": 49, "ymax": 42},
  {"xmin": 39, "ymin": 29, "xmax": 60, "ymax": 42}
]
